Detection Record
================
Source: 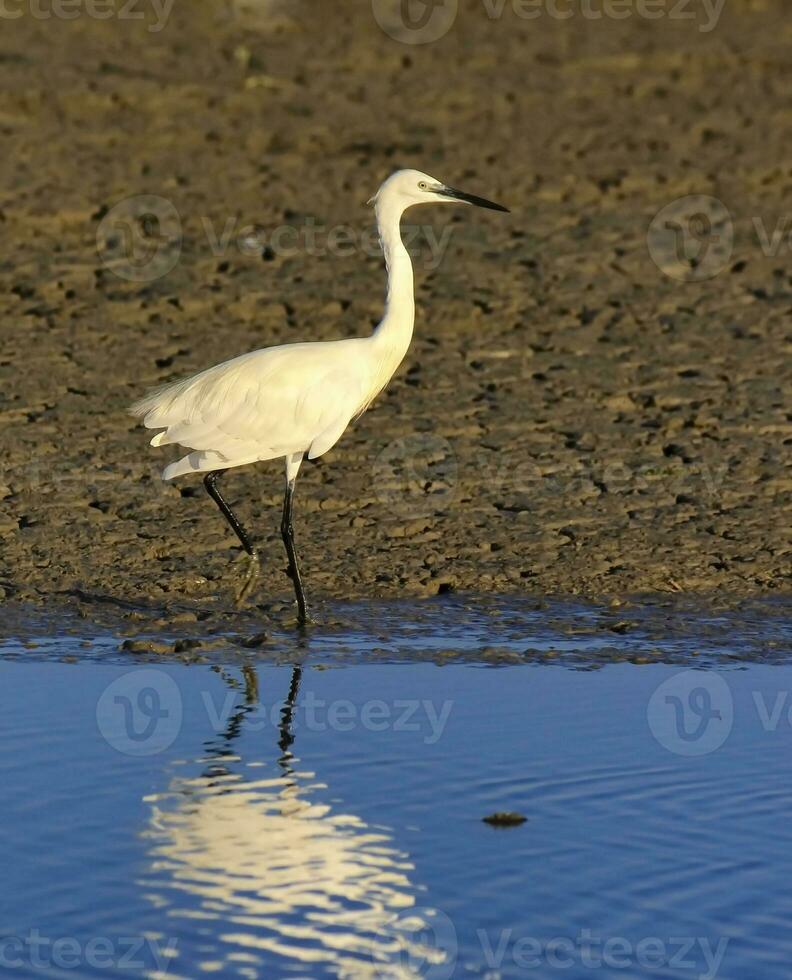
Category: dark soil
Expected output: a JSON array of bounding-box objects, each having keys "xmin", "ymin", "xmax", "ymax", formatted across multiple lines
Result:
[{"xmin": 0, "ymin": 0, "xmax": 789, "ymax": 629}]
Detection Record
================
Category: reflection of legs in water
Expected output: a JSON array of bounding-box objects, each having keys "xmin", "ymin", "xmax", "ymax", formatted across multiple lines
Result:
[
  {"xmin": 203, "ymin": 665, "xmax": 261, "ymax": 774},
  {"xmin": 200, "ymin": 664, "xmax": 302, "ymax": 779},
  {"xmin": 279, "ymin": 666, "xmax": 303, "ymax": 762}
]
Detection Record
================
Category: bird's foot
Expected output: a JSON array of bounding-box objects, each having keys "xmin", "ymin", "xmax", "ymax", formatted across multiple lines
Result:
[
  {"xmin": 234, "ymin": 552, "xmax": 260, "ymax": 607},
  {"xmin": 294, "ymin": 597, "xmax": 317, "ymax": 629}
]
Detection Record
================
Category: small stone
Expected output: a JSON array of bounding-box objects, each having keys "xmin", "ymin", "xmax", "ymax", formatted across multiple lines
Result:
[
  {"xmin": 119, "ymin": 639, "xmax": 172, "ymax": 655},
  {"xmin": 172, "ymin": 638, "xmax": 202, "ymax": 653},
  {"xmin": 169, "ymin": 611, "xmax": 198, "ymax": 624},
  {"xmin": 237, "ymin": 632, "xmax": 269, "ymax": 648},
  {"xmin": 482, "ymin": 812, "xmax": 527, "ymax": 827}
]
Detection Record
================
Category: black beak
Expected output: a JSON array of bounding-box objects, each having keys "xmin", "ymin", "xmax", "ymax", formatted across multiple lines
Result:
[{"xmin": 439, "ymin": 185, "xmax": 510, "ymax": 213}]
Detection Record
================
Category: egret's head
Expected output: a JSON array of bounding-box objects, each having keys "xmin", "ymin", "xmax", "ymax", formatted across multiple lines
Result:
[{"xmin": 370, "ymin": 168, "xmax": 509, "ymax": 214}]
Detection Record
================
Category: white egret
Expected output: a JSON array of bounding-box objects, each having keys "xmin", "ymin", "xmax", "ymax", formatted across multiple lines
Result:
[{"xmin": 130, "ymin": 168, "xmax": 508, "ymax": 624}]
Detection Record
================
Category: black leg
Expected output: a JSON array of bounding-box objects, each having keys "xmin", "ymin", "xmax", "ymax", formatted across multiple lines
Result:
[
  {"xmin": 281, "ymin": 479, "xmax": 308, "ymax": 625},
  {"xmin": 203, "ymin": 470, "xmax": 257, "ymax": 558},
  {"xmin": 278, "ymin": 665, "xmax": 303, "ymax": 759}
]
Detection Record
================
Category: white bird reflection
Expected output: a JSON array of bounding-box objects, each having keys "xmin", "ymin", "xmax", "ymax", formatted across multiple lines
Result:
[{"xmin": 140, "ymin": 666, "xmax": 443, "ymax": 979}]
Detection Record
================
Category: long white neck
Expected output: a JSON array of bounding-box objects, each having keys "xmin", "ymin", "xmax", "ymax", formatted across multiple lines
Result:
[{"xmin": 370, "ymin": 195, "xmax": 415, "ymax": 378}]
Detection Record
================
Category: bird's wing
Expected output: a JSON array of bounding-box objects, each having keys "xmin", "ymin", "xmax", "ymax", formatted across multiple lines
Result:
[{"xmin": 132, "ymin": 341, "xmax": 369, "ymax": 463}]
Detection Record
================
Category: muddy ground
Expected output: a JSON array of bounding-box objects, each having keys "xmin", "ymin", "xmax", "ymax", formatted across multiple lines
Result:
[{"xmin": 0, "ymin": 0, "xmax": 789, "ymax": 628}]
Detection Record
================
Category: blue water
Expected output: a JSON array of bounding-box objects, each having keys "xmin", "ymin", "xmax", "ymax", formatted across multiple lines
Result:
[{"xmin": 2, "ymin": 634, "xmax": 792, "ymax": 978}]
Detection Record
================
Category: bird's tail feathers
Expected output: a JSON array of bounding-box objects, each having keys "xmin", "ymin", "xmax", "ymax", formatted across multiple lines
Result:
[{"xmin": 129, "ymin": 377, "xmax": 196, "ymax": 426}]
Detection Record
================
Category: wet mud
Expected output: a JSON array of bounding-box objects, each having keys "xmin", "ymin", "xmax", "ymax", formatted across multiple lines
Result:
[
  {"xmin": 0, "ymin": 0, "xmax": 789, "ymax": 631},
  {"xmin": 0, "ymin": 594, "xmax": 788, "ymax": 667}
]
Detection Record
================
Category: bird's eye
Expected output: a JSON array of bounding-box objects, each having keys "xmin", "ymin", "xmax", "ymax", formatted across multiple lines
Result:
[{"xmin": 418, "ymin": 181, "xmax": 428, "ymax": 190}]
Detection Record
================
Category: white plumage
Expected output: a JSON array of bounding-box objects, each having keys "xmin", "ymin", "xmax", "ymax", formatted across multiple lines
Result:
[
  {"xmin": 130, "ymin": 168, "xmax": 508, "ymax": 623},
  {"xmin": 133, "ymin": 341, "xmax": 372, "ymax": 481}
]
